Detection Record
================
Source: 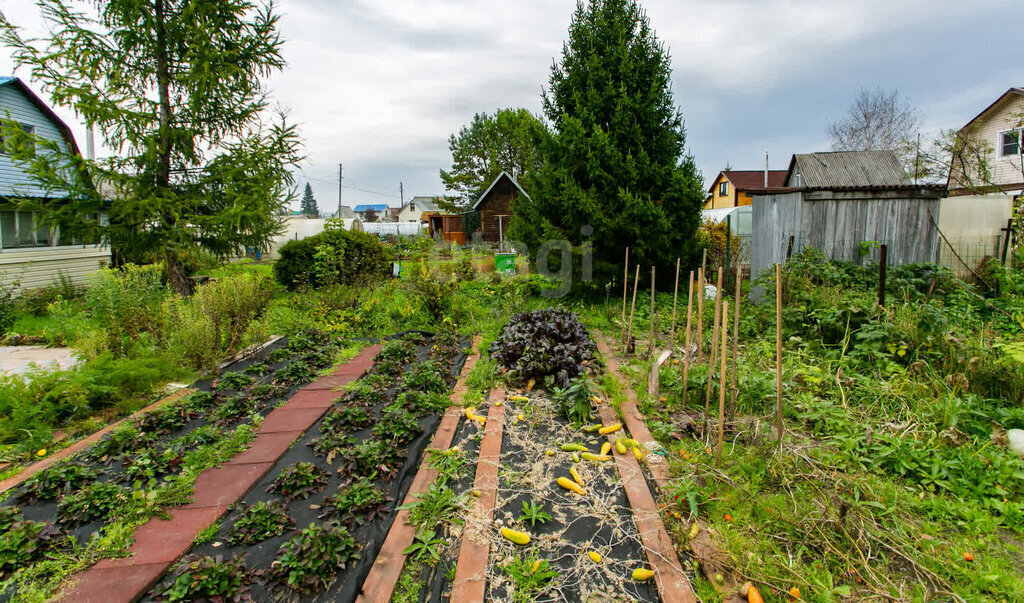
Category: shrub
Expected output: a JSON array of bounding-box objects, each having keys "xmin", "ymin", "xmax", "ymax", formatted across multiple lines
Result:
[
  {"xmin": 274, "ymin": 220, "xmax": 389, "ymax": 290},
  {"xmin": 490, "ymin": 309, "xmax": 597, "ymax": 387},
  {"xmin": 0, "ymin": 277, "xmax": 19, "ymax": 336},
  {"xmin": 86, "ymin": 263, "xmax": 167, "ymax": 356},
  {"xmin": 265, "ymin": 523, "xmax": 359, "ymax": 597}
]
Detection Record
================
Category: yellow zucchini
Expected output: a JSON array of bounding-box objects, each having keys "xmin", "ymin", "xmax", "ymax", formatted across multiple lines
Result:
[
  {"xmin": 569, "ymin": 465, "xmax": 585, "ymax": 487},
  {"xmin": 500, "ymin": 527, "xmax": 531, "ymax": 545},
  {"xmin": 600, "ymin": 442, "xmax": 612, "ymax": 456},
  {"xmin": 615, "ymin": 440, "xmax": 628, "ymax": 455},
  {"xmin": 557, "ymin": 476, "xmax": 586, "ymax": 495},
  {"xmin": 581, "ymin": 452, "xmax": 612, "ymax": 462},
  {"xmin": 631, "ymin": 567, "xmax": 655, "ymax": 581},
  {"xmin": 588, "ymin": 551, "xmax": 602, "ymax": 563},
  {"xmin": 598, "ymin": 423, "xmax": 622, "ymax": 435}
]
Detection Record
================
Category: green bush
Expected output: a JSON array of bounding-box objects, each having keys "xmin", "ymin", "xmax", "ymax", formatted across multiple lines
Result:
[
  {"xmin": 86, "ymin": 263, "xmax": 167, "ymax": 356},
  {"xmin": 274, "ymin": 219, "xmax": 388, "ymax": 290},
  {"xmin": 0, "ymin": 277, "xmax": 16, "ymax": 336}
]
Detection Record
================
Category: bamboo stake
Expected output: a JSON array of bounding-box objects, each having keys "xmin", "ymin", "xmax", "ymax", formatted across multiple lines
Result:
[
  {"xmin": 626, "ymin": 264, "xmax": 641, "ymax": 352},
  {"xmin": 696, "ymin": 267, "xmax": 704, "ymax": 364},
  {"xmin": 717, "ymin": 300, "xmax": 728, "ymax": 466},
  {"xmin": 681, "ymin": 270, "xmax": 694, "ymax": 404},
  {"xmin": 728, "ymin": 265, "xmax": 741, "ymax": 422},
  {"xmin": 647, "ymin": 266, "xmax": 656, "ymax": 359},
  {"xmin": 703, "ymin": 269, "xmax": 724, "ymax": 431},
  {"xmin": 668, "ymin": 257, "xmax": 680, "ymax": 342},
  {"xmin": 776, "ymin": 263, "xmax": 783, "ymax": 451},
  {"xmin": 620, "ymin": 247, "xmax": 629, "ymax": 344}
]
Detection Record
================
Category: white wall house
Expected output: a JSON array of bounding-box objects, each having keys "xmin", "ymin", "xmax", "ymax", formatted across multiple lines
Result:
[
  {"xmin": 396, "ymin": 196, "xmax": 439, "ymax": 223},
  {"xmin": 0, "ymin": 77, "xmax": 108, "ymax": 291},
  {"xmin": 942, "ymin": 87, "xmax": 1024, "ymax": 273}
]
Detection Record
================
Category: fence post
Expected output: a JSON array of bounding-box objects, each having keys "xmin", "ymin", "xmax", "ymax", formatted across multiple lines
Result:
[
  {"xmin": 1001, "ymin": 218, "xmax": 1013, "ymax": 265},
  {"xmin": 878, "ymin": 244, "xmax": 888, "ymax": 308},
  {"xmin": 725, "ymin": 215, "xmax": 731, "ymax": 286},
  {"xmin": 785, "ymin": 235, "xmax": 794, "ymax": 260}
]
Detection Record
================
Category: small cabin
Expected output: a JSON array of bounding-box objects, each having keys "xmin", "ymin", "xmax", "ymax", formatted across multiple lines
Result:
[{"xmin": 471, "ymin": 171, "xmax": 529, "ymax": 247}]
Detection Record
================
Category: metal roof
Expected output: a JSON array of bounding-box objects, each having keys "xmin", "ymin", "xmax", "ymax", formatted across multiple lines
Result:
[
  {"xmin": 707, "ymin": 170, "xmax": 787, "ymax": 193},
  {"xmin": 353, "ymin": 204, "xmax": 389, "ymax": 212},
  {"xmin": 786, "ymin": 150, "xmax": 911, "ymax": 189}
]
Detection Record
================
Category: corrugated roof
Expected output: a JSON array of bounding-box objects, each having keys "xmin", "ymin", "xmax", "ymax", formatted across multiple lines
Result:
[
  {"xmin": 353, "ymin": 204, "xmax": 389, "ymax": 212},
  {"xmin": 709, "ymin": 170, "xmax": 787, "ymax": 193},
  {"xmin": 787, "ymin": 150, "xmax": 910, "ymax": 189}
]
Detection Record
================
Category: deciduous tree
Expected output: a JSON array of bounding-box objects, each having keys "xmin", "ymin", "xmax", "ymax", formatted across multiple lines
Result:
[
  {"xmin": 439, "ymin": 108, "xmax": 545, "ymax": 209},
  {"xmin": 510, "ymin": 0, "xmax": 704, "ymax": 284},
  {"xmin": 828, "ymin": 87, "xmax": 920, "ymax": 170},
  {"xmin": 1, "ymin": 0, "xmax": 301, "ymax": 294}
]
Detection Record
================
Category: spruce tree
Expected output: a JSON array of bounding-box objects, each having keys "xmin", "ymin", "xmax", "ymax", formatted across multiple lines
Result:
[
  {"xmin": 301, "ymin": 183, "xmax": 319, "ymax": 217},
  {"xmin": 510, "ymin": 0, "xmax": 704, "ymax": 285},
  {"xmin": 1, "ymin": 0, "xmax": 300, "ymax": 294}
]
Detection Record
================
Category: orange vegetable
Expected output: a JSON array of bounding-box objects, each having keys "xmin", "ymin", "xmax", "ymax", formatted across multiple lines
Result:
[
  {"xmin": 788, "ymin": 586, "xmax": 801, "ymax": 600},
  {"xmin": 723, "ymin": 514, "xmax": 733, "ymax": 522},
  {"xmin": 963, "ymin": 552, "xmax": 974, "ymax": 562},
  {"xmin": 747, "ymin": 585, "xmax": 764, "ymax": 603}
]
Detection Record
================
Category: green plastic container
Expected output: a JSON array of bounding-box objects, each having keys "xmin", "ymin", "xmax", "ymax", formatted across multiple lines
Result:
[{"xmin": 494, "ymin": 253, "xmax": 516, "ymax": 274}]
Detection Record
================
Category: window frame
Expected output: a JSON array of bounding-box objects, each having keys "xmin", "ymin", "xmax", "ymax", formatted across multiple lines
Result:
[
  {"xmin": 718, "ymin": 181, "xmax": 729, "ymax": 196},
  {"xmin": 0, "ymin": 122, "xmax": 37, "ymax": 157},
  {"xmin": 999, "ymin": 129, "xmax": 1022, "ymax": 158}
]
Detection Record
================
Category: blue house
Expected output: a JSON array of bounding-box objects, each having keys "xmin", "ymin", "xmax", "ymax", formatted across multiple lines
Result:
[
  {"xmin": 0, "ymin": 77, "xmax": 108, "ymax": 291},
  {"xmin": 352, "ymin": 203, "xmax": 390, "ymax": 222}
]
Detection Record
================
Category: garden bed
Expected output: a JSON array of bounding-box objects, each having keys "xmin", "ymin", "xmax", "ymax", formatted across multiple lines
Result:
[
  {"xmin": 140, "ymin": 331, "xmax": 471, "ymax": 602},
  {"xmin": 0, "ymin": 330, "xmax": 357, "ymax": 601}
]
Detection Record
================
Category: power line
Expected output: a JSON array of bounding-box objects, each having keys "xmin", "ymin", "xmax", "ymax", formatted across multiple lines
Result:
[{"xmin": 298, "ymin": 174, "xmax": 401, "ymax": 199}]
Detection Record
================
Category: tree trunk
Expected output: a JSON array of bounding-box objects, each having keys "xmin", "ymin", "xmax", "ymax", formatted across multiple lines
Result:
[
  {"xmin": 154, "ymin": 0, "xmax": 172, "ymax": 189},
  {"xmin": 165, "ymin": 249, "xmax": 193, "ymax": 296}
]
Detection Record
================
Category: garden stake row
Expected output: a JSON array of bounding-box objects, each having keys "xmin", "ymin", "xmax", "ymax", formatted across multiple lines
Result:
[
  {"xmin": 626, "ymin": 263, "xmax": 640, "ymax": 351},
  {"xmin": 681, "ymin": 270, "xmax": 694, "ymax": 403},
  {"xmin": 669, "ymin": 257, "xmax": 680, "ymax": 342},
  {"xmin": 703, "ymin": 269, "xmax": 724, "ymax": 434},
  {"xmin": 696, "ymin": 265, "xmax": 704, "ymax": 364},
  {"xmin": 717, "ymin": 300, "xmax": 729, "ymax": 467},
  {"xmin": 647, "ymin": 265, "xmax": 655, "ymax": 359},
  {"xmin": 776, "ymin": 262, "xmax": 784, "ymax": 450},
  {"xmin": 620, "ymin": 246, "xmax": 630, "ymax": 344},
  {"xmin": 728, "ymin": 265, "xmax": 741, "ymax": 422}
]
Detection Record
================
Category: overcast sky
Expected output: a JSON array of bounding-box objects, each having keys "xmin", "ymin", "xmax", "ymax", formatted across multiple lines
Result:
[{"xmin": 0, "ymin": 0, "xmax": 1020, "ymax": 212}]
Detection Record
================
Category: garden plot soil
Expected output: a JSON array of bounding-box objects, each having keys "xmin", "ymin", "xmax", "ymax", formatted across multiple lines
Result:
[
  {"xmin": 0, "ymin": 333, "xmax": 352, "ymax": 601},
  {"xmin": 142, "ymin": 332, "xmax": 470, "ymax": 602}
]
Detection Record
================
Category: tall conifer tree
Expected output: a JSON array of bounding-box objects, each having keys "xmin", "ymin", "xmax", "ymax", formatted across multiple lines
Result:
[
  {"xmin": 300, "ymin": 183, "xmax": 319, "ymax": 217},
  {"xmin": 511, "ymin": 0, "xmax": 704, "ymax": 284}
]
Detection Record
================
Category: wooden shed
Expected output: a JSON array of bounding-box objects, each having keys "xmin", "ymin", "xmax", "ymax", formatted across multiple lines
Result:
[
  {"xmin": 749, "ymin": 151, "xmax": 946, "ymax": 283},
  {"xmin": 471, "ymin": 171, "xmax": 529, "ymax": 247}
]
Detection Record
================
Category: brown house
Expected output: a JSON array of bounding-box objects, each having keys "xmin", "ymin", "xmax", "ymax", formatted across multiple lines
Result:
[{"xmin": 472, "ymin": 171, "xmax": 529, "ymax": 246}]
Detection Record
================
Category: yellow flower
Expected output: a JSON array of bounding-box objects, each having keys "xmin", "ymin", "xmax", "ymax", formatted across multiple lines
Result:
[{"xmin": 36, "ymin": 449, "xmax": 46, "ymax": 457}]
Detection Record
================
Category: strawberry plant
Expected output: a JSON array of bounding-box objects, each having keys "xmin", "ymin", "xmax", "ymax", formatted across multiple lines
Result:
[
  {"xmin": 336, "ymin": 438, "xmax": 404, "ymax": 480},
  {"xmin": 266, "ymin": 347, "xmax": 294, "ymax": 363},
  {"xmin": 242, "ymin": 362, "xmax": 270, "ymax": 376},
  {"xmin": 121, "ymin": 447, "xmax": 183, "ymax": 484},
  {"xmin": 216, "ymin": 371, "xmax": 254, "ymax": 390},
  {"xmin": 267, "ymin": 462, "xmax": 328, "ymax": 502},
  {"xmin": 228, "ymin": 501, "xmax": 294, "ymax": 546},
  {"xmin": 249, "ymin": 383, "xmax": 289, "ymax": 401},
  {"xmin": 373, "ymin": 403, "xmax": 420, "ymax": 445},
  {"xmin": 308, "ymin": 431, "xmax": 355, "ymax": 461},
  {"xmin": 319, "ymin": 478, "xmax": 391, "ymax": 526},
  {"xmin": 401, "ymin": 361, "xmax": 449, "ymax": 394},
  {"xmin": 264, "ymin": 523, "xmax": 359, "ymax": 598},
  {"xmin": 0, "ymin": 510, "xmax": 60, "ymax": 579},
  {"xmin": 159, "ymin": 554, "xmax": 252, "ymax": 602},
  {"xmin": 214, "ymin": 395, "xmax": 261, "ymax": 425},
  {"xmin": 136, "ymin": 405, "xmax": 193, "ymax": 436},
  {"xmin": 274, "ymin": 360, "xmax": 315, "ymax": 385},
  {"xmin": 85, "ymin": 426, "xmax": 157, "ymax": 462},
  {"xmin": 57, "ymin": 482, "xmax": 131, "ymax": 526},
  {"xmin": 320, "ymin": 406, "xmax": 374, "ymax": 435},
  {"xmin": 182, "ymin": 390, "xmax": 218, "ymax": 412},
  {"xmin": 20, "ymin": 462, "xmax": 99, "ymax": 502}
]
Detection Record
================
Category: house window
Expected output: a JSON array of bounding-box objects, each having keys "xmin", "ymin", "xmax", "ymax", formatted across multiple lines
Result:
[
  {"xmin": 0, "ymin": 209, "xmax": 52, "ymax": 249},
  {"xmin": 1000, "ymin": 130, "xmax": 1022, "ymax": 157},
  {"xmin": 0, "ymin": 122, "xmax": 36, "ymax": 156},
  {"xmin": 718, "ymin": 181, "xmax": 728, "ymax": 196}
]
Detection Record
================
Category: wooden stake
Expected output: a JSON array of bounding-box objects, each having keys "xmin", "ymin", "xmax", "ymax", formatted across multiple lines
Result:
[
  {"xmin": 681, "ymin": 270, "xmax": 694, "ymax": 404},
  {"xmin": 626, "ymin": 264, "xmax": 641, "ymax": 352},
  {"xmin": 703, "ymin": 269, "xmax": 724, "ymax": 430},
  {"xmin": 776, "ymin": 263, "xmax": 783, "ymax": 451},
  {"xmin": 647, "ymin": 266, "xmax": 656, "ymax": 359},
  {"xmin": 717, "ymin": 300, "xmax": 728, "ymax": 466},
  {"xmin": 728, "ymin": 265, "xmax": 741, "ymax": 421},
  {"xmin": 669, "ymin": 257, "xmax": 680, "ymax": 342},
  {"xmin": 620, "ymin": 247, "xmax": 629, "ymax": 344},
  {"xmin": 696, "ymin": 267, "xmax": 704, "ymax": 364}
]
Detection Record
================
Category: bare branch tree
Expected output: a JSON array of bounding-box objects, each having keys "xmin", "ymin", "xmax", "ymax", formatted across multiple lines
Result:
[{"xmin": 828, "ymin": 87, "xmax": 921, "ymax": 169}]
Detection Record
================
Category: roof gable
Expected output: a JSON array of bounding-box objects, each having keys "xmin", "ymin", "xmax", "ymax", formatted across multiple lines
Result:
[
  {"xmin": 707, "ymin": 170, "xmax": 787, "ymax": 193},
  {"xmin": 472, "ymin": 171, "xmax": 530, "ymax": 210},
  {"xmin": 0, "ymin": 77, "xmax": 81, "ymax": 156},
  {"xmin": 960, "ymin": 87, "xmax": 1024, "ymax": 132}
]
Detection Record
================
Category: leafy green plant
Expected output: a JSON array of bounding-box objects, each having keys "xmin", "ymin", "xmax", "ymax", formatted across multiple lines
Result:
[
  {"xmin": 216, "ymin": 371, "xmax": 254, "ymax": 390},
  {"xmin": 159, "ymin": 554, "xmax": 252, "ymax": 602},
  {"xmin": 399, "ymin": 482, "xmax": 468, "ymax": 529},
  {"xmin": 402, "ymin": 361, "xmax": 449, "ymax": 394},
  {"xmin": 20, "ymin": 462, "xmax": 100, "ymax": 502},
  {"xmin": 550, "ymin": 374, "xmax": 595, "ymax": 424},
  {"xmin": 228, "ymin": 500, "xmax": 294, "ymax": 546},
  {"xmin": 319, "ymin": 478, "xmax": 391, "ymax": 525},
  {"xmin": 264, "ymin": 523, "xmax": 360, "ymax": 597},
  {"xmin": 518, "ymin": 499, "xmax": 552, "ymax": 527},
  {"xmin": 249, "ymin": 383, "xmax": 289, "ymax": 401},
  {"xmin": 274, "ymin": 360, "xmax": 315, "ymax": 385},
  {"xmin": 320, "ymin": 406, "xmax": 374, "ymax": 435},
  {"xmin": 242, "ymin": 361, "xmax": 270, "ymax": 376},
  {"xmin": 402, "ymin": 528, "xmax": 445, "ymax": 565},
  {"xmin": 267, "ymin": 462, "xmax": 328, "ymax": 502},
  {"xmin": 57, "ymin": 482, "xmax": 132, "ymax": 526},
  {"xmin": 121, "ymin": 447, "xmax": 183, "ymax": 485},
  {"xmin": 135, "ymin": 405, "xmax": 193, "ymax": 436},
  {"xmin": 213, "ymin": 395, "xmax": 261, "ymax": 425},
  {"xmin": 426, "ymin": 446, "xmax": 467, "ymax": 484},
  {"xmin": 373, "ymin": 403, "xmax": 421, "ymax": 445},
  {"xmin": 0, "ymin": 513, "xmax": 61, "ymax": 579},
  {"xmin": 335, "ymin": 438, "xmax": 404, "ymax": 479},
  {"xmin": 499, "ymin": 553, "xmax": 559, "ymax": 603}
]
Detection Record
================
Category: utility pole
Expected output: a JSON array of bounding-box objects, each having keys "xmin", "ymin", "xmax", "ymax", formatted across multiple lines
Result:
[
  {"xmin": 337, "ymin": 163, "xmax": 343, "ymax": 218},
  {"xmin": 400, "ymin": 181, "xmax": 404, "ymax": 206}
]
